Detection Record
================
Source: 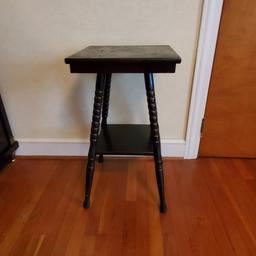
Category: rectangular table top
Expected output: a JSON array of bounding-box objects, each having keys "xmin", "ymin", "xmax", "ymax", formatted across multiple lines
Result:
[{"xmin": 65, "ymin": 45, "xmax": 181, "ymax": 73}]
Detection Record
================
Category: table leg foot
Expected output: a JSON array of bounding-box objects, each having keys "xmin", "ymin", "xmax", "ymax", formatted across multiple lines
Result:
[
  {"xmin": 98, "ymin": 154, "xmax": 104, "ymax": 163},
  {"xmin": 11, "ymin": 153, "xmax": 16, "ymax": 162},
  {"xmin": 83, "ymin": 197, "xmax": 90, "ymax": 209},
  {"xmin": 160, "ymin": 201, "xmax": 167, "ymax": 213}
]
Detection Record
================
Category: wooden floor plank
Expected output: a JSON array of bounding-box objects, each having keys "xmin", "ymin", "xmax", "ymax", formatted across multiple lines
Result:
[
  {"xmin": 0, "ymin": 157, "xmax": 255, "ymax": 255},
  {"xmin": 164, "ymin": 160, "xmax": 236, "ymax": 256},
  {"xmin": 0, "ymin": 160, "xmax": 57, "ymax": 255}
]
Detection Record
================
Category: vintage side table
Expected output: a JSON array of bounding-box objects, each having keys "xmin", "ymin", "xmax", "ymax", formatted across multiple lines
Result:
[{"xmin": 65, "ymin": 45, "xmax": 181, "ymax": 213}]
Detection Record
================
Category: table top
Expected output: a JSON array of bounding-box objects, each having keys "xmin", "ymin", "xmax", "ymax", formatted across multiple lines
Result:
[{"xmin": 65, "ymin": 45, "xmax": 181, "ymax": 73}]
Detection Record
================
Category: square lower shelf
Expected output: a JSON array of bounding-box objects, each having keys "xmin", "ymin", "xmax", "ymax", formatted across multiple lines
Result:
[{"xmin": 96, "ymin": 124, "xmax": 153, "ymax": 155}]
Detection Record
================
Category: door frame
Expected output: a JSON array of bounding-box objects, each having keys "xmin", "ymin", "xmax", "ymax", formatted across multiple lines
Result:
[{"xmin": 184, "ymin": 0, "xmax": 224, "ymax": 159}]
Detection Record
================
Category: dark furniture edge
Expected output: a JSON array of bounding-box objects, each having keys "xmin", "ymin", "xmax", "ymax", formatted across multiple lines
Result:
[
  {"xmin": 65, "ymin": 57, "xmax": 182, "ymax": 64},
  {"xmin": 0, "ymin": 95, "xmax": 19, "ymax": 170},
  {"xmin": 0, "ymin": 95, "xmax": 15, "ymax": 144},
  {"xmin": 0, "ymin": 141, "xmax": 19, "ymax": 170},
  {"xmin": 67, "ymin": 62, "xmax": 178, "ymax": 73}
]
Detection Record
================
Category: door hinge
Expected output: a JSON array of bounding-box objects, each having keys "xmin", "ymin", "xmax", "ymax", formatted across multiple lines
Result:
[{"xmin": 200, "ymin": 118, "xmax": 205, "ymax": 136}]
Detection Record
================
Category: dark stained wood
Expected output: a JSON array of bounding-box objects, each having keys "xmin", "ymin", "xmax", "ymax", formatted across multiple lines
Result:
[
  {"xmin": 65, "ymin": 45, "xmax": 181, "ymax": 73},
  {"xmin": 98, "ymin": 73, "xmax": 111, "ymax": 161},
  {"xmin": 96, "ymin": 124, "xmax": 153, "ymax": 156},
  {"xmin": 65, "ymin": 46, "xmax": 181, "ymax": 212},
  {"xmin": 1, "ymin": 157, "xmax": 256, "ymax": 255},
  {"xmin": 84, "ymin": 73, "xmax": 105, "ymax": 209},
  {"xmin": 101, "ymin": 73, "xmax": 112, "ymax": 127},
  {"xmin": 144, "ymin": 73, "xmax": 166, "ymax": 213},
  {"xmin": 0, "ymin": 95, "xmax": 18, "ymax": 169}
]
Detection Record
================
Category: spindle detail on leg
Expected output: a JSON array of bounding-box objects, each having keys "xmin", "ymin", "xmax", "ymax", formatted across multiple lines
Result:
[
  {"xmin": 84, "ymin": 73, "xmax": 105, "ymax": 209},
  {"xmin": 98, "ymin": 73, "xmax": 112, "ymax": 163},
  {"xmin": 144, "ymin": 73, "xmax": 167, "ymax": 213}
]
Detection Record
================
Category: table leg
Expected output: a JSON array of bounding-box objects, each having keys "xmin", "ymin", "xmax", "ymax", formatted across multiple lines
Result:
[
  {"xmin": 101, "ymin": 73, "xmax": 112, "ymax": 126},
  {"xmin": 83, "ymin": 73, "xmax": 105, "ymax": 209},
  {"xmin": 98, "ymin": 73, "xmax": 112, "ymax": 163},
  {"xmin": 144, "ymin": 73, "xmax": 167, "ymax": 213}
]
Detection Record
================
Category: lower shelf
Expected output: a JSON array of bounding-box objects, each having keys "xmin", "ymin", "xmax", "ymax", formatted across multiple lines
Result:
[{"xmin": 96, "ymin": 124, "xmax": 153, "ymax": 155}]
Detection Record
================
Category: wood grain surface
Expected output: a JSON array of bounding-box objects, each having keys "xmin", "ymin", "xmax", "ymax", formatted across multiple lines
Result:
[
  {"xmin": 199, "ymin": 0, "xmax": 256, "ymax": 157},
  {"xmin": 65, "ymin": 45, "xmax": 181, "ymax": 62},
  {"xmin": 0, "ymin": 157, "xmax": 256, "ymax": 255},
  {"xmin": 65, "ymin": 45, "xmax": 181, "ymax": 73}
]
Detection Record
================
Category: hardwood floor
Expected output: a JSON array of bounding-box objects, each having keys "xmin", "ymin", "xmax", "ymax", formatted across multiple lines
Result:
[{"xmin": 0, "ymin": 157, "xmax": 256, "ymax": 255}]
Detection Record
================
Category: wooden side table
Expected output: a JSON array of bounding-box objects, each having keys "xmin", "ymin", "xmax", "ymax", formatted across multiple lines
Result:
[{"xmin": 65, "ymin": 45, "xmax": 181, "ymax": 213}]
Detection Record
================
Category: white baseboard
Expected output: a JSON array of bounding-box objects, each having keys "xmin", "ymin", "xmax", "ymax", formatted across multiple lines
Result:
[{"xmin": 16, "ymin": 138, "xmax": 186, "ymax": 158}]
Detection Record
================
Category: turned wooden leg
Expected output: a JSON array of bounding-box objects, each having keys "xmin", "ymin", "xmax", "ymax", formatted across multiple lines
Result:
[
  {"xmin": 144, "ymin": 73, "xmax": 167, "ymax": 213},
  {"xmin": 84, "ymin": 73, "xmax": 105, "ymax": 209},
  {"xmin": 98, "ymin": 154, "xmax": 104, "ymax": 163},
  {"xmin": 98, "ymin": 73, "xmax": 112, "ymax": 163},
  {"xmin": 101, "ymin": 73, "xmax": 112, "ymax": 126}
]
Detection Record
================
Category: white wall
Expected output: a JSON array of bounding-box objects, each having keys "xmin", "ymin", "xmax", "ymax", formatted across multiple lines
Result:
[{"xmin": 0, "ymin": 0, "xmax": 202, "ymax": 143}]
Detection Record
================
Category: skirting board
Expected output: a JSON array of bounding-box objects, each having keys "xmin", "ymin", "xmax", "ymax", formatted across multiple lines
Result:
[{"xmin": 16, "ymin": 138, "xmax": 186, "ymax": 158}]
